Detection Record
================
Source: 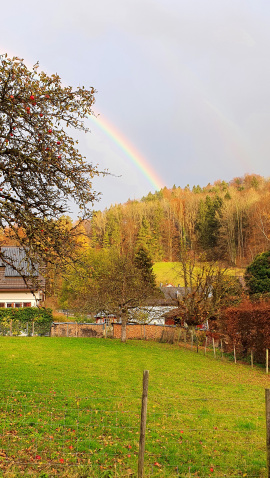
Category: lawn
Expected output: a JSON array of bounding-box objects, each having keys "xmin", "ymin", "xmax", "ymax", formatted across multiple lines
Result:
[
  {"xmin": 0, "ymin": 337, "xmax": 268, "ymax": 477},
  {"xmin": 153, "ymin": 262, "xmax": 244, "ymax": 287}
]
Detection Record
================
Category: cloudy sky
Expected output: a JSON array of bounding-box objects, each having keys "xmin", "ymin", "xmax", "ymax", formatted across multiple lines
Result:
[{"xmin": 2, "ymin": 0, "xmax": 270, "ymax": 210}]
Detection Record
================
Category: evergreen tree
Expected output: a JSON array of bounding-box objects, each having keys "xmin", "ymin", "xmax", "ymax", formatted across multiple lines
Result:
[
  {"xmin": 245, "ymin": 251, "xmax": 270, "ymax": 295},
  {"xmin": 195, "ymin": 195, "xmax": 223, "ymax": 259},
  {"xmin": 134, "ymin": 247, "xmax": 156, "ymax": 288}
]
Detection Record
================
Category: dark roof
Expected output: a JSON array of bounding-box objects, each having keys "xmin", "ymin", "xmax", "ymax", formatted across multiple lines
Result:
[
  {"xmin": 160, "ymin": 286, "xmax": 192, "ymax": 301},
  {"xmin": 0, "ymin": 247, "xmax": 39, "ymax": 277},
  {"xmin": 162, "ymin": 307, "xmax": 183, "ymax": 319}
]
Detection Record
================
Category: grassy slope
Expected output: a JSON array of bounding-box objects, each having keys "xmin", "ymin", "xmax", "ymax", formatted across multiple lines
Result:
[
  {"xmin": 153, "ymin": 262, "xmax": 245, "ymax": 286},
  {"xmin": 0, "ymin": 338, "xmax": 268, "ymax": 477}
]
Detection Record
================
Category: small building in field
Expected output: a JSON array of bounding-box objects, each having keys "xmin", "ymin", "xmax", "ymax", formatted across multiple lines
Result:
[{"xmin": 0, "ymin": 247, "xmax": 44, "ymax": 308}]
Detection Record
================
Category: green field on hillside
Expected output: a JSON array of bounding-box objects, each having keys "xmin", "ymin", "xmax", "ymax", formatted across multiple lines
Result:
[
  {"xmin": 0, "ymin": 337, "xmax": 268, "ymax": 477},
  {"xmin": 153, "ymin": 262, "xmax": 244, "ymax": 286}
]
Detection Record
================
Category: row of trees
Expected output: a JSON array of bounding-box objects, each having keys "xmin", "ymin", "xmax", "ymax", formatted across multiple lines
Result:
[{"xmin": 87, "ymin": 174, "xmax": 270, "ymax": 267}]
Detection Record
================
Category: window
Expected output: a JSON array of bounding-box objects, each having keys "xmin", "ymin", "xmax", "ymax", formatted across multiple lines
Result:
[
  {"xmin": 7, "ymin": 303, "xmax": 13, "ymax": 308},
  {"xmin": 23, "ymin": 302, "xmax": 31, "ymax": 308},
  {"xmin": 15, "ymin": 303, "xmax": 22, "ymax": 308},
  {"xmin": 0, "ymin": 303, "xmax": 5, "ymax": 308}
]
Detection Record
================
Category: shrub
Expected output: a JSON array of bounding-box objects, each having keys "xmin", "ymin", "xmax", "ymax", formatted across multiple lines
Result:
[
  {"xmin": 0, "ymin": 307, "xmax": 53, "ymax": 336},
  {"xmin": 220, "ymin": 299, "xmax": 270, "ymax": 363}
]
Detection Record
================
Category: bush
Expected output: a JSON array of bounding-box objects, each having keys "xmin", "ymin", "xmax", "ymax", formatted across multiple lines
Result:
[
  {"xmin": 220, "ymin": 299, "xmax": 270, "ymax": 363},
  {"xmin": 0, "ymin": 307, "xmax": 53, "ymax": 336}
]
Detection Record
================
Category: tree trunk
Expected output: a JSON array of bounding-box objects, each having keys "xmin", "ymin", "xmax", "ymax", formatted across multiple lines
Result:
[{"xmin": 121, "ymin": 315, "xmax": 127, "ymax": 343}]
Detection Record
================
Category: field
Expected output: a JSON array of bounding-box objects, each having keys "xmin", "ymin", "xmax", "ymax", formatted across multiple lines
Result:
[
  {"xmin": 0, "ymin": 337, "xmax": 268, "ymax": 477},
  {"xmin": 153, "ymin": 262, "xmax": 244, "ymax": 286}
]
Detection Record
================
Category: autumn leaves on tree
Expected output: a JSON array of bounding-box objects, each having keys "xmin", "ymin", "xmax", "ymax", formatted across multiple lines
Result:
[
  {"xmin": 0, "ymin": 54, "xmax": 102, "ymax": 280},
  {"xmin": 89, "ymin": 175, "xmax": 270, "ymax": 267}
]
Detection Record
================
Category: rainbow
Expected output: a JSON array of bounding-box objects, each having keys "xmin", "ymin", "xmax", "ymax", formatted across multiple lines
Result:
[{"xmin": 89, "ymin": 114, "xmax": 164, "ymax": 191}]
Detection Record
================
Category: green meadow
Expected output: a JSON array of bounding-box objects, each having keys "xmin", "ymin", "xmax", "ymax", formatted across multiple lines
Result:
[
  {"xmin": 0, "ymin": 337, "xmax": 268, "ymax": 477},
  {"xmin": 153, "ymin": 262, "xmax": 244, "ymax": 286}
]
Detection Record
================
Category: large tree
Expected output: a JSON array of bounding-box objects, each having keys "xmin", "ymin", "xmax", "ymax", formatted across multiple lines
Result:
[
  {"xmin": 0, "ymin": 54, "xmax": 102, "ymax": 281},
  {"xmin": 61, "ymin": 247, "xmax": 160, "ymax": 342}
]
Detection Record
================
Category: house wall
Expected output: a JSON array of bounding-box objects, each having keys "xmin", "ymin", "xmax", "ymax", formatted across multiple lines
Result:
[
  {"xmin": 0, "ymin": 291, "xmax": 43, "ymax": 307},
  {"xmin": 113, "ymin": 323, "xmax": 176, "ymax": 340},
  {"xmin": 51, "ymin": 322, "xmax": 105, "ymax": 338}
]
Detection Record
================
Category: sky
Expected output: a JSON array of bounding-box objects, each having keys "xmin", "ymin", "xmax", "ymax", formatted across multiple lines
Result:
[{"xmin": 2, "ymin": 0, "xmax": 270, "ymax": 211}]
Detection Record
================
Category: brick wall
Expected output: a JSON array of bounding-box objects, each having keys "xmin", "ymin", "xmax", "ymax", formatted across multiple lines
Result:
[
  {"xmin": 113, "ymin": 323, "xmax": 176, "ymax": 341},
  {"xmin": 51, "ymin": 322, "xmax": 104, "ymax": 338}
]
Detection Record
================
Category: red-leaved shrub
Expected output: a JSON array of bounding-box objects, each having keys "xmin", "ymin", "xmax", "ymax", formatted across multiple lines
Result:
[{"xmin": 220, "ymin": 299, "xmax": 270, "ymax": 363}]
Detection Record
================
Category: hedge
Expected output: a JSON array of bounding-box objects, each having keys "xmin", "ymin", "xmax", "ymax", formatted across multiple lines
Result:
[{"xmin": 0, "ymin": 307, "xmax": 53, "ymax": 336}]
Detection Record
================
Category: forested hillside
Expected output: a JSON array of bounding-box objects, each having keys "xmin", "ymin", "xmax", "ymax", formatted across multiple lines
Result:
[{"xmin": 86, "ymin": 174, "xmax": 270, "ymax": 267}]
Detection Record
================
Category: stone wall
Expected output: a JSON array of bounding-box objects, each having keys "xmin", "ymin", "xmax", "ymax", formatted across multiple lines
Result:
[
  {"xmin": 113, "ymin": 323, "xmax": 176, "ymax": 341},
  {"xmin": 51, "ymin": 322, "xmax": 104, "ymax": 338}
]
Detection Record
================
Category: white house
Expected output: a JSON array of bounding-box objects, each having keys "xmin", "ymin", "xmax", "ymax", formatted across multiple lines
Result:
[{"xmin": 0, "ymin": 247, "xmax": 44, "ymax": 308}]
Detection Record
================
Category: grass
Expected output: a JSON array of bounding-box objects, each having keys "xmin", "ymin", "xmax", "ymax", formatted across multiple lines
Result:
[
  {"xmin": 0, "ymin": 337, "xmax": 268, "ymax": 477},
  {"xmin": 153, "ymin": 262, "xmax": 245, "ymax": 287}
]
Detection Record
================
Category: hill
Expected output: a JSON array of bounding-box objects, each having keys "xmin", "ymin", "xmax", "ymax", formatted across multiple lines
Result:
[
  {"xmin": 86, "ymin": 174, "xmax": 270, "ymax": 269},
  {"xmin": 153, "ymin": 261, "xmax": 245, "ymax": 286}
]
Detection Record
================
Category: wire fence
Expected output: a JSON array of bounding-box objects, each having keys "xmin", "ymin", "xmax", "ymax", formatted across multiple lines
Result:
[{"xmin": 0, "ymin": 381, "xmax": 267, "ymax": 477}]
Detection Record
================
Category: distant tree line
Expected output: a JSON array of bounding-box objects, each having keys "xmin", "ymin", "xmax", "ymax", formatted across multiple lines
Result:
[{"xmin": 86, "ymin": 174, "xmax": 270, "ymax": 267}]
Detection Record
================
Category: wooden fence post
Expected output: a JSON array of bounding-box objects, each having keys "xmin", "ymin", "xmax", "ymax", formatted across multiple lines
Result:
[
  {"xmin": 138, "ymin": 370, "xmax": 149, "ymax": 478},
  {"xmin": 212, "ymin": 337, "xmax": 216, "ymax": 358},
  {"xmin": 267, "ymin": 349, "xmax": 269, "ymax": 375},
  {"xmin": 265, "ymin": 389, "xmax": 270, "ymax": 478},
  {"xmin": 32, "ymin": 321, "xmax": 35, "ymax": 337},
  {"xmin": 233, "ymin": 344, "xmax": 237, "ymax": 364},
  {"xmin": 10, "ymin": 319, "xmax": 12, "ymax": 337},
  {"xmin": 251, "ymin": 349, "xmax": 254, "ymax": 368},
  {"xmin": 220, "ymin": 339, "xmax": 224, "ymax": 359}
]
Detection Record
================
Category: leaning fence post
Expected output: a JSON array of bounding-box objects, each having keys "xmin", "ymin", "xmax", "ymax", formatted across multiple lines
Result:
[
  {"xmin": 233, "ymin": 344, "xmax": 237, "ymax": 364},
  {"xmin": 138, "ymin": 370, "xmax": 149, "ymax": 478},
  {"xmin": 265, "ymin": 389, "xmax": 270, "ymax": 477}
]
